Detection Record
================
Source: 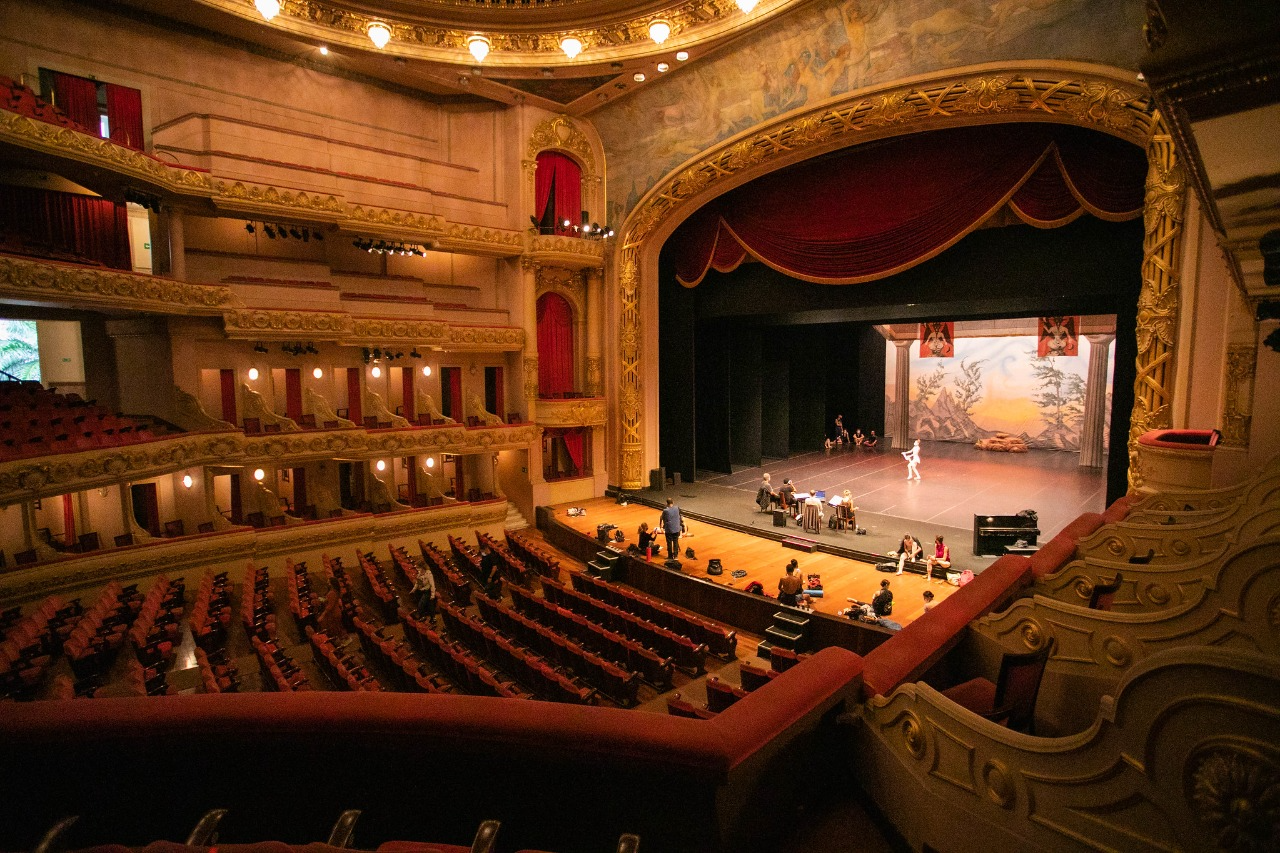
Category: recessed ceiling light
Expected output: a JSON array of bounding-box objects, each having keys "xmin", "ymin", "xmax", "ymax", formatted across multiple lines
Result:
[
  {"xmin": 318, "ymin": 46, "xmax": 329, "ymax": 56},
  {"xmin": 633, "ymin": 72, "xmax": 646, "ymax": 82},
  {"xmin": 541, "ymin": 67, "xmax": 554, "ymax": 78},
  {"xmin": 676, "ymin": 50, "xmax": 690, "ymax": 61},
  {"xmin": 657, "ymin": 62, "xmax": 670, "ymax": 73}
]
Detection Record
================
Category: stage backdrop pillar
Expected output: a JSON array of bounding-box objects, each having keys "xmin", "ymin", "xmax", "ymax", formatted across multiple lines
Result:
[
  {"xmin": 1080, "ymin": 333, "xmax": 1115, "ymax": 468},
  {"xmin": 893, "ymin": 339, "xmax": 913, "ymax": 450},
  {"xmin": 585, "ymin": 267, "xmax": 603, "ymax": 397}
]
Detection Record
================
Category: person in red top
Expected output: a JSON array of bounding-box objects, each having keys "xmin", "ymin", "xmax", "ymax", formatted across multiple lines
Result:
[{"xmin": 925, "ymin": 534, "xmax": 951, "ymax": 582}]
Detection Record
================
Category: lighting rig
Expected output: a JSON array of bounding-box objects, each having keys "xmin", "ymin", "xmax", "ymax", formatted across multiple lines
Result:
[
  {"xmin": 351, "ymin": 238, "xmax": 428, "ymax": 256},
  {"xmin": 245, "ymin": 221, "xmax": 324, "ymax": 242}
]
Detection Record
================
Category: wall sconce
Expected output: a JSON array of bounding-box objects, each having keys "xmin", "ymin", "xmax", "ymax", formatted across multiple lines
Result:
[
  {"xmin": 253, "ymin": 468, "xmax": 265, "ymax": 481},
  {"xmin": 422, "ymin": 365, "xmax": 432, "ymax": 377},
  {"xmin": 425, "ymin": 457, "xmax": 436, "ymax": 469},
  {"xmin": 367, "ymin": 21, "xmax": 392, "ymax": 49},
  {"xmin": 182, "ymin": 474, "xmax": 193, "ymax": 489},
  {"xmin": 560, "ymin": 36, "xmax": 583, "ymax": 59},
  {"xmin": 375, "ymin": 460, "xmax": 387, "ymax": 472},
  {"xmin": 312, "ymin": 367, "xmax": 324, "ymax": 379},
  {"xmin": 247, "ymin": 368, "xmax": 260, "ymax": 381},
  {"xmin": 371, "ymin": 365, "xmax": 382, "ymax": 379}
]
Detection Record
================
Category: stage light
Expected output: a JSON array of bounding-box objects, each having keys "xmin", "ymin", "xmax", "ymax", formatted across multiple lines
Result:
[
  {"xmin": 468, "ymin": 35, "xmax": 490, "ymax": 63},
  {"xmin": 253, "ymin": 342, "xmax": 269, "ymax": 354},
  {"xmin": 648, "ymin": 20, "xmax": 671, "ymax": 45},
  {"xmin": 367, "ymin": 22, "xmax": 392, "ymax": 49},
  {"xmin": 560, "ymin": 36, "xmax": 583, "ymax": 59},
  {"xmin": 182, "ymin": 474, "xmax": 193, "ymax": 489},
  {"xmin": 253, "ymin": 468, "xmax": 265, "ymax": 481},
  {"xmin": 247, "ymin": 368, "xmax": 259, "ymax": 381},
  {"xmin": 254, "ymin": 0, "xmax": 280, "ymax": 21},
  {"xmin": 264, "ymin": 224, "xmax": 276, "ymax": 238},
  {"xmin": 312, "ymin": 367, "xmax": 323, "ymax": 379},
  {"xmin": 245, "ymin": 222, "xmax": 255, "ymax": 234},
  {"xmin": 319, "ymin": 46, "xmax": 329, "ymax": 56}
]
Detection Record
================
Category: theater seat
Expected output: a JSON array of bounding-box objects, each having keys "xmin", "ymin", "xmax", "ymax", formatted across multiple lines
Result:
[{"xmin": 941, "ymin": 638, "xmax": 1054, "ymax": 734}]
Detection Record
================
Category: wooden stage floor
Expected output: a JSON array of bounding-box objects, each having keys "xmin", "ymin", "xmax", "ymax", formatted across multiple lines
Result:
[{"xmin": 549, "ymin": 496, "xmax": 956, "ymax": 626}]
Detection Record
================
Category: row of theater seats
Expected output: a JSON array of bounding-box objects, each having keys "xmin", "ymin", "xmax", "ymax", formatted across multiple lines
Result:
[
  {"xmin": 27, "ymin": 811, "xmax": 639, "ymax": 853},
  {"xmin": 474, "ymin": 591, "xmax": 639, "ymax": 706},
  {"xmin": 322, "ymin": 554, "xmax": 361, "ymax": 629},
  {"xmin": 541, "ymin": 578, "xmax": 707, "ymax": 675},
  {"xmin": 63, "ymin": 581, "xmax": 142, "ymax": 683},
  {"xmin": 400, "ymin": 607, "xmax": 529, "ymax": 698},
  {"xmin": 474, "ymin": 531, "xmax": 533, "ymax": 588},
  {"xmin": 666, "ymin": 652, "xmax": 806, "ymax": 719},
  {"xmin": 415, "ymin": 541, "xmax": 472, "ymax": 605},
  {"xmin": 355, "ymin": 551, "xmax": 400, "ymax": 624},
  {"xmin": 250, "ymin": 634, "xmax": 312, "ymax": 692},
  {"xmin": 439, "ymin": 600, "xmax": 593, "ymax": 704},
  {"xmin": 354, "ymin": 610, "xmax": 450, "ymax": 694},
  {"xmin": 1, "ymin": 594, "xmax": 82, "ymax": 699},
  {"xmin": 189, "ymin": 570, "xmax": 232, "ymax": 650},
  {"xmin": 571, "ymin": 571, "xmax": 737, "ymax": 660},
  {"xmin": 0, "ymin": 76, "xmax": 96, "ymax": 135},
  {"xmin": 128, "ymin": 574, "xmax": 184, "ymax": 669},
  {"xmin": 506, "ymin": 581, "xmax": 673, "ymax": 690},
  {"xmin": 286, "ymin": 558, "xmax": 322, "ymax": 631},
  {"xmin": 240, "ymin": 564, "xmax": 276, "ymax": 639},
  {"xmin": 195, "ymin": 646, "xmax": 240, "ymax": 693},
  {"xmin": 502, "ymin": 529, "xmax": 564, "ymax": 583},
  {"xmin": 447, "ymin": 535, "xmax": 502, "ymax": 590},
  {"xmin": 306, "ymin": 626, "xmax": 383, "ymax": 692},
  {"xmin": 0, "ymin": 381, "xmax": 172, "ymax": 461}
]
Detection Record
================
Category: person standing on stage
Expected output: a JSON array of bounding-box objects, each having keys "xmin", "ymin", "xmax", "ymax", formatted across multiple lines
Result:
[
  {"xmin": 658, "ymin": 498, "xmax": 684, "ymax": 559},
  {"xmin": 903, "ymin": 439, "xmax": 921, "ymax": 480}
]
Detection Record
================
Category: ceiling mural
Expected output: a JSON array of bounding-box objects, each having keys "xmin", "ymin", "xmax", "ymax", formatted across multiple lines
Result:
[{"xmin": 593, "ymin": 0, "xmax": 1146, "ymax": 224}]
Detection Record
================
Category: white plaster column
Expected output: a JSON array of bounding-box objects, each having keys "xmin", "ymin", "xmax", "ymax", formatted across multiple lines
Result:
[
  {"xmin": 893, "ymin": 340, "xmax": 913, "ymax": 450},
  {"xmin": 585, "ymin": 266, "xmax": 603, "ymax": 397},
  {"xmin": 521, "ymin": 259, "xmax": 540, "ymax": 424},
  {"xmin": 167, "ymin": 209, "xmax": 186, "ymax": 282},
  {"xmin": 1079, "ymin": 333, "xmax": 1115, "ymax": 468}
]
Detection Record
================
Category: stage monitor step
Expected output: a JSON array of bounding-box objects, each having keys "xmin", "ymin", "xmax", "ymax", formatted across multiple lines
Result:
[
  {"xmin": 782, "ymin": 537, "xmax": 818, "ymax": 553},
  {"xmin": 595, "ymin": 550, "xmax": 620, "ymax": 567},
  {"xmin": 586, "ymin": 560, "xmax": 613, "ymax": 581},
  {"xmin": 764, "ymin": 625, "xmax": 804, "ymax": 650},
  {"xmin": 773, "ymin": 610, "xmax": 810, "ymax": 632},
  {"xmin": 757, "ymin": 640, "xmax": 775, "ymax": 660}
]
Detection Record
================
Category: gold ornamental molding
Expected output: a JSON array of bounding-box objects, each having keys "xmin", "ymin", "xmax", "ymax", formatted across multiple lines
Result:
[
  {"xmin": 527, "ymin": 116, "xmax": 596, "ymax": 174},
  {"xmin": 436, "ymin": 221, "xmax": 525, "ymax": 257},
  {"xmin": 526, "ymin": 234, "xmax": 606, "ymax": 270},
  {"xmin": 447, "ymin": 325, "xmax": 525, "ymax": 352},
  {"xmin": 223, "ymin": 308, "xmax": 351, "ymax": 339},
  {"xmin": 0, "ymin": 109, "xmax": 213, "ymax": 197},
  {"xmin": 224, "ymin": 308, "xmax": 523, "ymax": 351},
  {"xmin": 1221, "ymin": 343, "xmax": 1256, "ymax": 448},
  {"xmin": 537, "ymin": 398, "xmax": 607, "ymax": 428},
  {"xmin": 613, "ymin": 64, "xmax": 1165, "ymax": 490},
  {"xmin": 349, "ymin": 317, "xmax": 448, "ymax": 342},
  {"xmin": 0, "ymin": 255, "xmax": 234, "ymax": 315},
  {"xmin": 0, "ymin": 431, "xmax": 244, "ymax": 506},
  {"xmin": 211, "ymin": 179, "xmax": 345, "ymax": 221}
]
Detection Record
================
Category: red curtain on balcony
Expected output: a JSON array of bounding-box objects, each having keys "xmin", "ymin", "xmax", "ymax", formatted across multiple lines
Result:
[
  {"xmin": 534, "ymin": 151, "xmax": 583, "ymax": 236},
  {"xmin": 670, "ymin": 123, "xmax": 1145, "ymax": 287},
  {"xmin": 562, "ymin": 429, "xmax": 585, "ymax": 472},
  {"xmin": 0, "ymin": 185, "xmax": 131, "ymax": 269},
  {"xmin": 50, "ymin": 72, "xmax": 99, "ymax": 134},
  {"xmin": 537, "ymin": 292, "xmax": 574, "ymax": 396},
  {"xmin": 104, "ymin": 83, "xmax": 143, "ymax": 150}
]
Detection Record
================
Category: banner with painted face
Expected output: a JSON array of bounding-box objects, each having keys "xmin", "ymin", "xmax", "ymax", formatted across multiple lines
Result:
[
  {"xmin": 1038, "ymin": 316, "xmax": 1079, "ymax": 357},
  {"xmin": 920, "ymin": 322, "xmax": 954, "ymax": 358}
]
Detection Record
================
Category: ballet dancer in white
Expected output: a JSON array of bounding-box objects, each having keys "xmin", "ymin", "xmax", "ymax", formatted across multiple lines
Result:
[{"xmin": 903, "ymin": 439, "xmax": 921, "ymax": 480}]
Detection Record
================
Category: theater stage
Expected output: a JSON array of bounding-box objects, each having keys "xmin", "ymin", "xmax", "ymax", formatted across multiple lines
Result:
[{"xmin": 629, "ymin": 439, "xmax": 1108, "ymax": 574}]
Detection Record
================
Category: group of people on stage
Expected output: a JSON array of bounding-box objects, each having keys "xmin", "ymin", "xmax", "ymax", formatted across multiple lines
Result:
[
  {"xmin": 825, "ymin": 414, "xmax": 878, "ymax": 451},
  {"xmin": 757, "ymin": 474, "xmax": 858, "ymax": 530},
  {"xmin": 888, "ymin": 532, "xmax": 951, "ymax": 581}
]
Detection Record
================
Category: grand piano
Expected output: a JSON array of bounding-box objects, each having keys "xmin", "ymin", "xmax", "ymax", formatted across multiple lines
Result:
[{"xmin": 972, "ymin": 511, "xmax": 1040, "ymax": 556}]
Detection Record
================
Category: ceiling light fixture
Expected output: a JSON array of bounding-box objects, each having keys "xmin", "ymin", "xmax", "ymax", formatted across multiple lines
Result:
[
  {"xmin": 312, "ymin": 367, "xmax": 323, "ymax": 379},
  {"xmin": 247, "ymin": 368, "xmax": 259, "ymax": 381},
  {"xmin": 422, "ymin": 365, "xmax": 432, "ymax": 377},
  {"xmin": 319, "ymin": 46, "xmax": 329, "ymax": 56},
  {"xmin": 648, "ymin": 20, "xmax": 671, "ymax": 45},
  {"xmin": 657, "ymin": 62, "xmax": 670, "ymax": 73},
  {"xmin": 676, "ymin": 50, "xmax": 690, "ymax": 61},
  {"xmin": 367, "ymin": 21, "xmax": 392, "ymax": 49},
  {"xmin": 736, "ymin": 0, "xmax": 759, "ymax": 12},
  {"xmin": 182, "ymin": 474, "xmax": 193, "ymax": 489},
  {"xmin": 560, "ymin": 36, "xmax": 583, "ymax": 60},
  {"xmin": 254, "ymin": 0, "xmax": 281, "ymax": 21},
  {"xmin": 467, "ymin": 35, "xmax": 491, "ymax": 63},
  {"xmin": 253, "ymin": 468, "xmax": 265, "ymax": 482},
  {"xmin": 633, "ymin": 72, "xmax": 646, "ymax": 83}
]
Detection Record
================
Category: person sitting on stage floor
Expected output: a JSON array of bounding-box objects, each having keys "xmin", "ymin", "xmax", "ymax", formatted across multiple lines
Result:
[
  {"xmin": 863, "ymin": 430, "xmax": 879, "ymax": 450},
  {"xmin": 636, "ymin": 522, "xmax": 661, "ymax": 557},
  {"xmin": 922, "ymin": 589, "xmax": 935, "ymax": 612},
  {"xmin": 796, "ymin": 592, "xmax": 814, "ymax": 612},
  {"xmin": 872, "ymin": 578, "xmax": 894, "ymax": 617},
  {"xmin": 777, "ymin": 559, "xmax": 804, "ymax": 606},
  {"xmin": 777, "ymin": 478, "xmax": 796, "ymax": 512},
  {"xmin": 889, "ymin": 533, "xmax": 922, "ymax": 575},
  {"xmin": 842, "ymin": 587, "xmax": 902, "ymax": 631},
  {"xmin": 758, "ymin": 473, "xmax": 780, "ymax": 512},
  {"xmin": 853, "ymin": 428, "xmax": 865, "ymax": 447},
  {"xmin": 924, "ymin": 534, "xmax": 951, "ymax": 582}
]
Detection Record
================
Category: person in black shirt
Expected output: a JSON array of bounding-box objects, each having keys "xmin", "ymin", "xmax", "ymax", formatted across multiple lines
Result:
[
  {"xmin": 478, "ymin": 543, "xmax": 499, "ymax": 588},
  {"xmin": 871, "ymin": 578, "xmax": 894, "ymax": 617}
]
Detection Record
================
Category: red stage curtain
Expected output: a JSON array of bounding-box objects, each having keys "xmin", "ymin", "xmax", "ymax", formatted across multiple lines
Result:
[
  {"xmin": 104, "ymin": 83, "xmax": 143, "ymax": 150},
  {"xmin": 534, "ymin": 152, "xmax": 582, "ymax": 236},
  {"xmin": 284, "ymin": 369, "xmax": 302, "ymax": 421},
  {"xmin": 51, "ymin": 72, "xmax": 99, "ymax": 134},
  {"xmin": 537, "ymin": 293, "xmax": 575, "ymax": 396},
  {"xmin": 220, "ymin": 369, "xmax": 237, "ymax": 423},
  {"xmin": 563, "ymin": 429, "xmax": 585, "ymax": 472},
  {"xmin": 0, "ymin": 185, "xmax": 131, "ymax": 269},
  {"xmin": 447, "ymin": 367, "xmax": 462, "ymax": 420},
  {"xmin": 63, "ymin": 494, "xmax": 76, "ymax": 546},
  {"xmin": 671, "ymin": 124, "xmax": 1145, "ymax": 286},
  {"xmin": 401, "ymin": 368, "xmax": 415, "ymax": 421}
]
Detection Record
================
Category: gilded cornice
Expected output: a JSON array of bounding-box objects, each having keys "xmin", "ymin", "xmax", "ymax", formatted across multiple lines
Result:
[
  {"xmin": 223, "ymin": 308, "xmax": 352, "ymax": 339},
  {"xmin": 211, "ymin": 179, "xmax": 345, "ymax": 220},
  {"xmin": 0, "ymin": 255, "xmax": 233, "ymax": 315},
  {"xmin": 527, "ymin": 116, "xmax": 595, "ymax": 173},
  {"xmin": 435, "ymin": 222, "xmax": 525, "ymax": 257},
  {"xmin": 526, "ymin": 233, "xmax": 606, "ymax": 270},
  {"xmin": 225, "ymin": 309, "xmax": 522, "ymax": 351},
  {"xmin": 0, "ymin": 431, "xmax": 244, "ymax": 506},
  {"xmin": 536, "ymin": 266, "xmax": 586, "ymax": 317},
  {"xmin": 349, "ymin": 316, "xmax": 448, "ymax": 342},
  {"xmin": 0, "ymin": 109, "xmax": 212, "ymax": 196},
  {"xmin": 537, "ymin": 398, "xmax": 607, "ymax": 428},
  {"xmin": 447, "ymin": 325, "xmax": 525, "ymax": 351},
  {"xmin": 346, "ymin": 204, "xmax": 444, "ymax": 236}
]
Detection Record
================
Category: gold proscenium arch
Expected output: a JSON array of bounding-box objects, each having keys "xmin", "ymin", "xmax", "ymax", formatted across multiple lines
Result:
[{"xmin": 610, "ymin": 61, "xmax": 1183, "ymax": 492}]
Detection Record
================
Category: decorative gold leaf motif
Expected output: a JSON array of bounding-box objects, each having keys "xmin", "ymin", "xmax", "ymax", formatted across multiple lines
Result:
[{"xmin": 953, "ymin": 77, "xmax": 1019, "ymax": 113}]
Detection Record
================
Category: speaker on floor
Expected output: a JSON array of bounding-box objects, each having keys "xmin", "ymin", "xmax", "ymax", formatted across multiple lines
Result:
[{"xmin": 773, "ymin": 510, "xmax": 787, "ymax": 528}]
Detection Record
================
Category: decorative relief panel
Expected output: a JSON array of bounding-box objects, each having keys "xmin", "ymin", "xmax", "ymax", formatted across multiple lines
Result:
[
  {"xmin": 348, "ymin": 317, "xmax": 447, "ymax": 343},
  {"xmin": 212, "ymin": 180, "xmax": 343, "ymax": 218},
  {"xmin": 223, "ymin": 308, "xmax": 350, "ymax": 338},
  {"xmin": 537, "ymin": 398, "xmax": 607, "ymax": 428},
  {"xmin": 0, "ymin": 255, "xmax": 233, "ymax": 314},
  {"xmin": 447, "ymin": 325, "xmax": 524, "ymax": 351},
  {"xmin": 1222, "ymin": 344, "xmax": 1256, "ymax": 447},
  {"xmin": 527, "ymin": 116, "xmax": 596, "ymax": 174}
]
